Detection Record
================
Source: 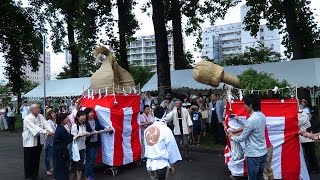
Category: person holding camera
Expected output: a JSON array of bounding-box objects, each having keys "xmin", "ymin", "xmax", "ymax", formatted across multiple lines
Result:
[{"xmin": 160, "ymin": 93, "xmax": 175, "ymax": 114}]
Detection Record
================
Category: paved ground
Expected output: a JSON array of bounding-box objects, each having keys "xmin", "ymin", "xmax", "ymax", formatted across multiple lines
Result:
[{"xmin": 0, "ymin": 133, "xmax": 319, "ymax": 180}]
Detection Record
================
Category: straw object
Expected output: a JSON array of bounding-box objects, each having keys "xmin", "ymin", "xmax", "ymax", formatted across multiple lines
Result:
[
  {"xmin": 91, "ymin": 45, "xmax": 135, "ymax": 91},
  {"xmin": 193, "ymin": 60, "xmax": 240, "ymax": 88}
]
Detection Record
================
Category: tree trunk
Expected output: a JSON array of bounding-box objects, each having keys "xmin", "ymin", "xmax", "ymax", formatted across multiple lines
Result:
[
  {"xmin": 17, "ymin": 91, "xmax": 21, "ymax": 115},
  {"xmin": 283, "ymin": 0, "xmax": 308, "ymax": 60},
  {"xmin": 171, "ymin": 0, "xmax": 185, "ymax": 70},
  {"xmin": 117, "ymin": 0, "xmax": 130, "ymax": 71},
  {"xmin": 151, "ymin": 0, "xmax": 172, "ymax": 102},
  {"xmin": 66, "ymin": 11, "xmax": 79, "ymax": 78}
]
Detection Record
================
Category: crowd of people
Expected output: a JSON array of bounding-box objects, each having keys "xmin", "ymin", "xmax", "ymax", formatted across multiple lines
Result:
[{"xmin": 1, "ymin": 91, "xmax": 320, "ymax": 180}]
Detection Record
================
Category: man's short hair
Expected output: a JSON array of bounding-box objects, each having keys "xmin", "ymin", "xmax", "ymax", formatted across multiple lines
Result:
[
  {"xmin": 243, "ymin": 94, "xmax": 261, "ymax": 111},
  {"xmin": 153, "ymin": 106, "xmax": 165, "ymax": 119},
  {"xmin": 143, "ymin": 105, "xmax": 150, "ymax": 111}
]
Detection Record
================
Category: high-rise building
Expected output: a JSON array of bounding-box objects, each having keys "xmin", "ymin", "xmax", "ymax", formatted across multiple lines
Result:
[
  {"xmin": 24, "ymin": 52, "xmax": 51, "ymax": 83},
  {"xmin": 128, "ymin": 35, "xmax": 175, "ymax": 72},
  {"xmin": 202, "ymin": 4, "xmax": 281, "ymax": 63}
]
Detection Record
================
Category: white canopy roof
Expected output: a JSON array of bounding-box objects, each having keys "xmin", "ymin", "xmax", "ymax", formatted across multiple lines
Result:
[
  {"xmin": 24, "ymin": 77, "xmax": 90, "ymax": 98},
  {"xmin": 142, "ymin": 58, "xmax": 320, "ymax": 92}
]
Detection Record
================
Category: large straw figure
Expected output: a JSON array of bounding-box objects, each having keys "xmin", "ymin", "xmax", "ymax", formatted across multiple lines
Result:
[{"xmin": 91, "ymin": 45, "xmax": 135, "ymax": 91}]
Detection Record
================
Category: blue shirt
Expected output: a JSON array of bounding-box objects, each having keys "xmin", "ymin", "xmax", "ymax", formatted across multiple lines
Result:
[{"xmin": 232, "ymin": 111, "xmax": 267, "ymax": 157}]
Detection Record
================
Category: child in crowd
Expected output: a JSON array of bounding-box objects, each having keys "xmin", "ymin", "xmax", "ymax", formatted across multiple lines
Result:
[{"xmin": 190, "ymin": 104, "xmax": 202, "ymax": 145}]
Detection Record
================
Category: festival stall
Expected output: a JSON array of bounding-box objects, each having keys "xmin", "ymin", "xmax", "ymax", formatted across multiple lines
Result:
[{"xmin": 192, "ymin": 61, "xmax": 310, "ymax": 179}]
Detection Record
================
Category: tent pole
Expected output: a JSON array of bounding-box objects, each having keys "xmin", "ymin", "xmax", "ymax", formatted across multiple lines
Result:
[{"xmin": 43, "ymin": 34, "xmax": 46, "ymax": 114}]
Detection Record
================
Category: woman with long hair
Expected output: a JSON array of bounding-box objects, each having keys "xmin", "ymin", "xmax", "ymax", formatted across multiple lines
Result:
[
  {"xmin": 70, "ymin": 111, "xmax": 90, "ymax": 180},
  {"xmin": 53, "ymin": 113, "xmax": 75, "ymax": 180}
]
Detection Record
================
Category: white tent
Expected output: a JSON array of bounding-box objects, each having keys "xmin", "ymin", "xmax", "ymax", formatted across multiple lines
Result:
[
  {"xmin": 24, "ymin": 77, "xmax": 90, "ymax": 98},
  {"xmin": 142, "ymin": 58, "xmax": 320, "ymax": 92}
]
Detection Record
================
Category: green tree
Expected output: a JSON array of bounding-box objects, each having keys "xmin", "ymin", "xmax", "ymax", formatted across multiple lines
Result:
[
  {"xmin": 0, "ymin": 1, "xmax": 42, "ymax": 106},
  {"xmin": 29, "ymin": 0, "xmax": 113, "ymax": 77},
  {"xmin": 117, "ymin": 0, "xmax": 139, "ymax": 72},
  {"xmin": 238, "ymin": 69, "xmax": 290, "ymax": 98},
  {"xmin": 129, "ymin": 66, "xmax": 155, "ymax": 86},
  {"xmin": 242, "ymin": 0, "xmax": 320, "ymax": 59},
  {"xmin": 221, "ymin": 43, "xmax": 282, "ymax": 66},
  {"xmin": 56, "ymin": 57, "xmax": 102, "ymax": 79},
  {"xmin": 143, "ymin": 0, "xmax": 239, "ymax": 69},
  {"xmin": 22, "ymin": 80, "xmax": 39, "ymax": 93},
  {"xmin": 0, "ymin": 85, "xmax": 11, "ymax": 106},
  {"xmin": 151, "ymin": 0, "xmax": 172, "ymax": 102}
]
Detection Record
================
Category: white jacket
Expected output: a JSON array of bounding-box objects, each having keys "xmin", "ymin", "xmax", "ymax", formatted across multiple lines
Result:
[
  {"xmin": 166, "ymin": 107, "xmax": 193, "ymax": 135},
  {"xmin": 22, "ymin": 113, "xmax": 53, "ymax": 147},
  {"xmin": 298, "ymin": 112, "xmax": 313, "ymax": 143},
  {"xmin": 144, "ymin": 120, "xmax": 182, "ymax": 171}
]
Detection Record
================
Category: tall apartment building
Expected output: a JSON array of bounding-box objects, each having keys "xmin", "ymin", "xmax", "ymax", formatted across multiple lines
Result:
[
  {"xmin": 128, "ymin": 35, "xmax": 175, "ymax": 72},
  {"xmin": 25, "ymin": 52, "xmax": 51, "ymax": 83},
  {"xmin": 202, "ymin": 4, "xmax": 281, "ymax": 63}
]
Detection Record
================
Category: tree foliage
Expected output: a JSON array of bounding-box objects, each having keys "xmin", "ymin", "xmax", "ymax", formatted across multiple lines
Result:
[
  {"xmin": 129, "ymin": 65, "xmax": 154, "ymax": 86},
  {"xmin": 29, "ymin": 0, "xmax": 114, "ymax": 77},
  {"xmin": 0, "ymin": 1, "xmax": 42, "ymax": 104},
  {"xmin": 242, "ymin": 0, "xmax": 320, "ymax": 59},
  {"xmin": 238, "ymin": 69, "xmax": 290, "ymax": 98},
  {"xmin": 220, "ymin": 43, "xmax": 282, "ymax": 66},
  {"xmin": 0, "ymin": 85, "xmax": 11, "ymax": 106},
  {"xmin": 22, "ymin": 80, "xmax": 39, "ymax": 93},
  {"xmin": 56, "ymin": 57, "xmax": 102, "ymax": 79}
]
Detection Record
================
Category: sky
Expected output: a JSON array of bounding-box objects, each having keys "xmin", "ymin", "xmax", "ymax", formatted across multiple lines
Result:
[{"xmin": 21, "ymin": 0, "xmax": 320, "ymax": 77}]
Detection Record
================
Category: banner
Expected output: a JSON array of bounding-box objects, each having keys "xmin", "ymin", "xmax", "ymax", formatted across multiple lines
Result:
[
  {"xmin": 224, "ymin": 99, "xmax": 309, "ymax": 180},
  {"xmin": 82, "ymin": 95, "xmax": 141, "ymax": 166}
]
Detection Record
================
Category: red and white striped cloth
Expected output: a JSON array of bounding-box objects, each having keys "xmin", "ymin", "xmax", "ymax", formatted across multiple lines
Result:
[
  {"xmin": 224, "ymin": 99, "xmax": 310, "ymax": 180},
  {"xmin": 82, "ymin": 95, "xmax": 141, "ymax": 166}
]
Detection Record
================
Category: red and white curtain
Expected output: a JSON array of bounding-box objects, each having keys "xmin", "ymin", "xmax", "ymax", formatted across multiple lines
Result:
[
  {"xmin": 224, "ymin": 99, "xmax": 310, "ymax": 180},
  {"xmin": 82, "ymin": 95, "xmax": 141, "ymax": 166}
]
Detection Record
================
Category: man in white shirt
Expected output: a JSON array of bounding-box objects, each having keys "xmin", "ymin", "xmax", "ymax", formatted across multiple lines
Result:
[
  {"xmin": 142, "ymin": 91, "xmax": 153, "ymax": 107},
  {"xmin": 22, "ymin": 104, "xmax": 54, "ymax": 180},
  {"xmin": 144, "ymin": 106, "xmax": 181, "ymax": 180},
  {"xmin": 6, "ymin": 102, "xmax": 16, "ymax": 132},
  {"xmin": 20, "ymin": 100, "xmax": 30, "ymax": 121}
]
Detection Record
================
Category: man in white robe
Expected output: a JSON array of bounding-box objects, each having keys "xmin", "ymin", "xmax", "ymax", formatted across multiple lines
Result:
[
  {"xmin": 144, "ymin": 106, "xmax": 182, "ymax": 180},
  {"xmin": 22, "ymin": 104, "xmax": 54, "ymax": 180},
  {"xmin": 166, "ymin": 100, "xmax": 193, "ymax": 162}
]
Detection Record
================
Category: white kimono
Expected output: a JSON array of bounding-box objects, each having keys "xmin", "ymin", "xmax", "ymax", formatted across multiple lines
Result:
[
  {"xmin": 22, "ymin": 113, "xmax": 53, "ymax": 147},
  {"xmin": 165, "ymin": 107, "xmax": 193, "ymax": 135},
  {"xmin": 144, "ymin": 120, "xmax": 182, "ymax": 171}
]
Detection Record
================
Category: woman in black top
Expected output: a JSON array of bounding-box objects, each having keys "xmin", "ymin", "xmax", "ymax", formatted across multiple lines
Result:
[{"xmin": 53, "ymin": 113, "xmax": 77, "ymax": 180}]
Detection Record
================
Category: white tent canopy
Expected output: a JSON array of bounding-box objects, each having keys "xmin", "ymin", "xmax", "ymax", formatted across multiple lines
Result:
[
  {"xmin": 142, "ymin": 58, "xmax": 320, "ymax": 92},
  {"xmin": 24, "ymin": 77, "xmax": 90, "ymax": 98}
]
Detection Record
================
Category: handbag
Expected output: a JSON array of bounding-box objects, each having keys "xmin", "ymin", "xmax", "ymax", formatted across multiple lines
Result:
[
  {"xmin": 71, "ymin": 140, "xmax": 80, "ymax": 162},
  {"xmin": 201, "ymin": 110, "xmax": 209, "ymax": 119}
]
